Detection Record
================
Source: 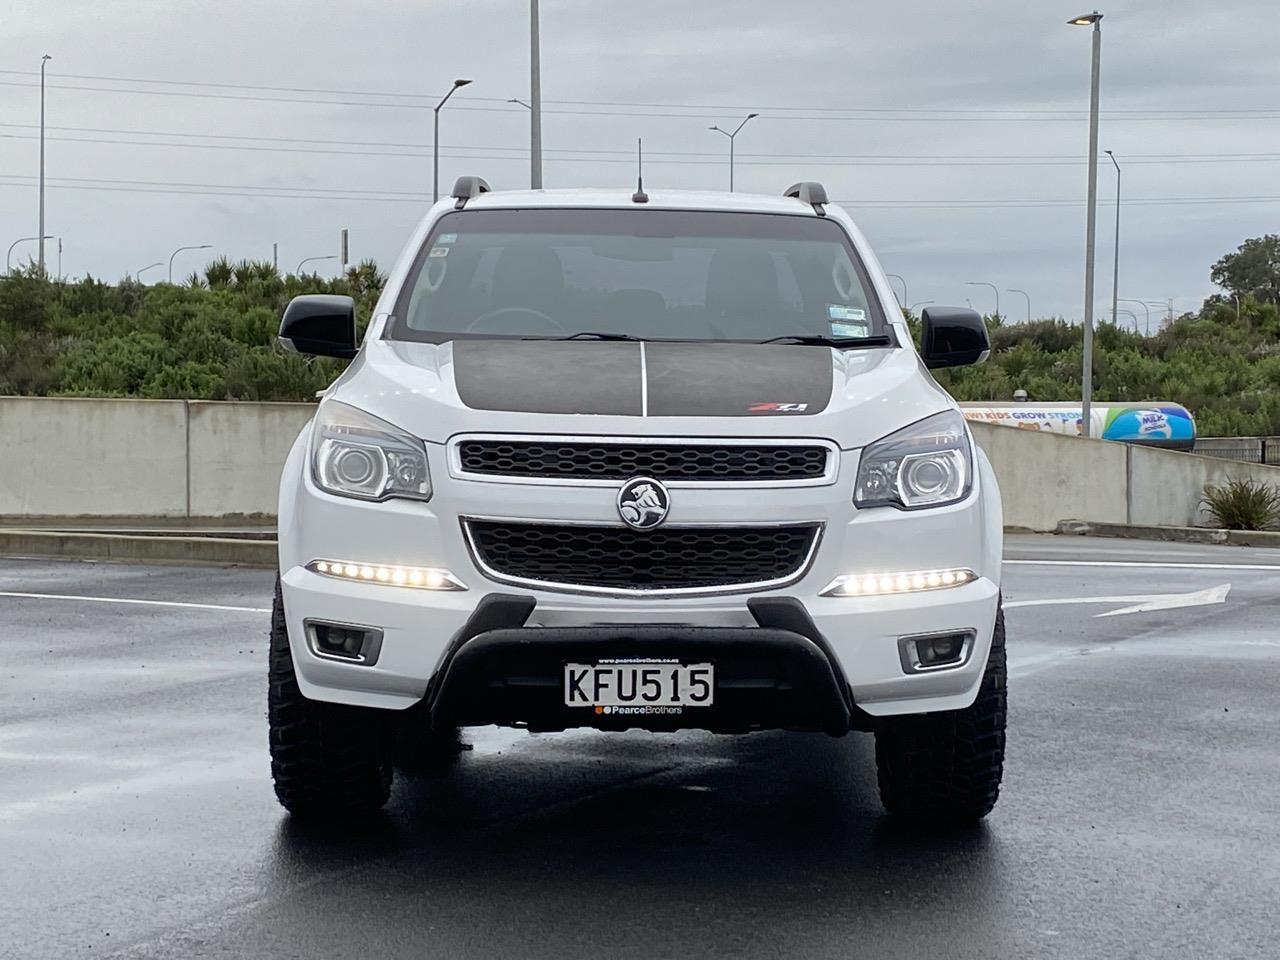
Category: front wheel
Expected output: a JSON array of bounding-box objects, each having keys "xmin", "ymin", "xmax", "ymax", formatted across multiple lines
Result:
[
  {"xmin": 268, "ymin": 580, "xmax": 394, "ymax": 815},
  {"xmin": 873, "ymin": 603, "xmax": 1007, "ymax": 824}
]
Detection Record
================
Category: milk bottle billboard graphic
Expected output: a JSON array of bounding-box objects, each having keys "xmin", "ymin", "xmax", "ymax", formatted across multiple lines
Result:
[{"xmin": 960, "ymin": 403, "xmax": 1196, "ymax": 450}]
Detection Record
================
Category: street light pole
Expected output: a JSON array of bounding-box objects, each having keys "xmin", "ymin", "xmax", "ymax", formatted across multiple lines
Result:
[
  {"xmin": 1070, "ymin": 11, "xmax": 1104, "ymax": 437},
  {"xmin": 709, "ymin": 113, "xmax": 758, "ymax": 192},
  {"xmin": 964, "ymin": 281, "xmax": 1000, "ymax": 320},
  {"xmin": 886, "ymin": 273, "xmax": 907, "ymax": 305},
  {"xmin": 137, "ymin": 261, "xmax": 163, "ymax": 282},
  {"xmin": 168, "ymin": 243, "xmax": 212, "ymax": 283},
  {"xmin": 530, "ymin": 0, "xmax": 543, "ymax": 189},
  {"xmin": 6, "ymin": 234, "xmax": 52, "ymax": 272},
  {"xmin": 296, "ymin": 255, "xmax": 337, "ymax": 275},
  {"xmin": 1118, "ymin": 298, "xmax": 1150, "ymax": 336},
  {"xmin": 38, "ymin": 54, "xmax": 51, "ymax": 278},
  {"xmin": 1007, "ymin": 289, "xmax": 1032, "ymax": 323},
  {"xmin": 1106, "ymin": 149, "xmax": 1120, "ymax": 327},
  {"xmin": 908, "ymin": 299, "xmax": 934, "ymax": 314},
  {"xmin": 433, "ymin": 78, "xmax": 472, "ymax": 203},
  {"xmin": 1146, "ymin": 299, "xmax": 1173, "ymax": 328}
]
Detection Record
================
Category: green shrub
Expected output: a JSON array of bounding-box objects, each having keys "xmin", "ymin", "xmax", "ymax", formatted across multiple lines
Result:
[{"xmin": 1200, "ymin": 477, "xmax": 1280, "ymax": 530}]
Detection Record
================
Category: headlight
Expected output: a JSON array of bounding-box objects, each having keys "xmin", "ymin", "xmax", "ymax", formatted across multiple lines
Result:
[
  {"xmin": 854, "ymin": 410, "xmax": 972, "ymax": 510},
  {"xmin": 310, "ymin": 401, "xmax": 431, "ymax": 502}
]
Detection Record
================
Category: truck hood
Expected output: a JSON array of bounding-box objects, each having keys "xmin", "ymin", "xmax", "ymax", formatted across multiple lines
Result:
[{"xmin": 327, "ymin": 337, "xmax": 955, "ymax": 450}]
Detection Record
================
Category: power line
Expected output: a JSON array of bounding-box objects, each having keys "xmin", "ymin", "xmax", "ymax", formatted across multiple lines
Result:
[
  {"xmin": 2, "ymin": 78, "xmax": 1278, "ymax": 122},
  {"xmin": 3, "ymin": 129, "xmax": 1279, "ymax": 168},
  {"xmin": 1, "ymin": 68, "xmax": 1278, "ymax": 118},
  {"xmin": 2, "ymin": 172, "xmax": 1278, "ymax": 209},
  {"xmin": 3, "ymin": 119, "xmax": 1279, "ymax": 161}
]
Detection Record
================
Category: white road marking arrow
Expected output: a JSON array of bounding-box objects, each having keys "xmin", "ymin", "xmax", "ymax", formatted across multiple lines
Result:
[{"xmin": 1005, "ymin": 583, "xmax": 1231, "ymax": 618}]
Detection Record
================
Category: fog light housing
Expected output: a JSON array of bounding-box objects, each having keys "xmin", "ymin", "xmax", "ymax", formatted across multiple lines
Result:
[
  {"xmin": 306, "ymin": 621, "xmax": 385, "ymax": 665},
  {"xmin": 819, "ymin": 567, "xmax": 976, "ymax": 598},
  {"xmin": 898, "ymin": 630, "xmax": 975, "ymax": 674},
  {"xmin": 307, "ymin": 559, "xmax": 466, "ymax": 591}
]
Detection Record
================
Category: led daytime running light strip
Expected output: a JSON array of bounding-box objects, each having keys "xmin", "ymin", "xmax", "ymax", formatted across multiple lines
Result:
[
  {"xmin": 307, "ymin": 559, "xmax": 467, "ymax": 591},
  {"xmin": 819, "ymin": 567, "xmax": 976, "ymax": 597}
]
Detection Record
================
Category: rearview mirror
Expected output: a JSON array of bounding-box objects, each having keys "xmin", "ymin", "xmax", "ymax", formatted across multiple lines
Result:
[
  {"xmin": 279, "ymin": 295, "xmax": 357, "ymax": 359},
  {"xmin": 920, "ymin": 307, "xmax": 990, "ymax": 369}
]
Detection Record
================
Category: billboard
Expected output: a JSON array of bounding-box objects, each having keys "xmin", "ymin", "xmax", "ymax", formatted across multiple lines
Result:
[{"xmin": 960, "ymin": 403, "xmax": 1196, "ymax": 450}]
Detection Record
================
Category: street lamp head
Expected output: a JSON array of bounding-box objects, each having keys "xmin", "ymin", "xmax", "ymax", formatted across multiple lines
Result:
[
  {"xmin": 453, "ymin": 78, "xmax": 472, "ymax": 88},
  {"xmin": 1068, "ymin": 11, "xmax": 1103, "ymax": 25},
  {"xmin": 42, "ymin": 54, "xmax": 52, "ymax": 61},
  {"xmin": 747, "ymin": 112, "xmax": 759, "ymax": 119}
]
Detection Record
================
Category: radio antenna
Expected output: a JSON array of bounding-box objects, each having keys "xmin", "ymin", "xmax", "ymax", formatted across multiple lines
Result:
[{"xmin": 632, "ymin": 137, "xmax": 649, "ymax": 204}]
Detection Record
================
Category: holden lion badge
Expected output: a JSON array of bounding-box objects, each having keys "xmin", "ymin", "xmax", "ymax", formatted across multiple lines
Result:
[{"xmin": 617, "ymin": 477, "xmax": 670, "ymax": 530}]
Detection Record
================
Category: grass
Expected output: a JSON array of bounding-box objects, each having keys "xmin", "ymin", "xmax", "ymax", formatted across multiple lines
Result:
[{"xmin": 1200, "ymin": 477, "xmax": 1280, "ymax": 530}]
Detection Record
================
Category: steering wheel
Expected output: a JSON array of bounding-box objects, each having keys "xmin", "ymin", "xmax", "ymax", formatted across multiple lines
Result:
[{"xmin": 463, "ymin": 306, "xmax": 564, "ymax": 335}]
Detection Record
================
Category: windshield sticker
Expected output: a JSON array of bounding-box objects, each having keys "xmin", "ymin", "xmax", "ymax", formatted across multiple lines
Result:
[
  {"xmin": 828, "ymin": 305, "xmax": 866, "ymax": 321},
  {"xmin": 437, "ymin": 233, "xmax": 458, "ymax": 244},
  {"xmin": 428, "ymin": 246, "xmax": 450, "ymax": 258},
  {"xmin": 830, "ymin": 321, "xmax": 870, "ymax": 337}
]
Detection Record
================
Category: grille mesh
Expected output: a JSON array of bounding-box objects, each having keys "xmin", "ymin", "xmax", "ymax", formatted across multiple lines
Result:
[
  {"xmin": 456, "ymin": 439, "xmax": 829, "ymax": 482},
  {"xmin": 466, "ymin": 521, "xmax": 819, "ymax": 591}
]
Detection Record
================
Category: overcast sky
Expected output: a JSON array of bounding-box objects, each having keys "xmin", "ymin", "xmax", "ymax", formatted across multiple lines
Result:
[{"xmin": 2, "ymin": 0, "xmax": 1278, "ymax": 325}]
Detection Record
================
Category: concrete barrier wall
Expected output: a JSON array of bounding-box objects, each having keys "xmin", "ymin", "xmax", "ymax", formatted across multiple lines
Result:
[
  {"xmin": 187, "ymin": 401, "xmax": 314, "ymax": 517},
  {"xmin": 7, "ymin": 396, "xmax": 1280, "ymax": 527},
  {"xmin": 0, "ymin": 396, "xmax": 312, "ymax": 519},
  {"xmin": 0, "ymin": 398, "xmax": 189, "ymax": 517},
  {"xmin": 1127, "ymin": 444, "xmax": 1280, "ymax": 527},
  {"xmin": 969, "ymin": 422, "xmax": 1128, "ymax": 530},
  {"xmin": 971, "ymin": 420, "xmax": 1280, "ymax": 530}
]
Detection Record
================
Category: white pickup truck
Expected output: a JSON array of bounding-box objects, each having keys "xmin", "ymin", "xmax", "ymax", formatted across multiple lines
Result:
[{"xmin": 269, "ymin": 179, "xmax": 1006, "ymax": 824}]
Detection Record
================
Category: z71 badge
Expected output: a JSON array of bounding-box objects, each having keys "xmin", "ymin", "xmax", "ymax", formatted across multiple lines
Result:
[{"xmin": 748, "ymin": 402, "xmax": 809, "ymax": 413}]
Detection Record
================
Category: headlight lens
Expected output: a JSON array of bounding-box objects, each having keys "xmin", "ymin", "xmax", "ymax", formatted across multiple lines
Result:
[
  {"xmin": 311, "ymin": 401, "xmax": 431, "ymax": 502},
  {"xmin": 854, "ymin": 410, "xmax": 972, "ymax": 510}
]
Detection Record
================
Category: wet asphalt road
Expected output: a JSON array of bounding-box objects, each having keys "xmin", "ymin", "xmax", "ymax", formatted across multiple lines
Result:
[{"xmin": 2, "ymin": 535, "xmax": 1278, "ymax": 960}]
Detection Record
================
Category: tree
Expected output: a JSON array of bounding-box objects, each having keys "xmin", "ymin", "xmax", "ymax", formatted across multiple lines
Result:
[
  {"xmin": 1211, "ymin": 235, "xmax": 1280, "ymax": 305},
  {"xmin": 344, "ymin": 259, "xmax": 386, "ymax": 297},
  {"xmin": 204, "ymin": 257, "xmax": 234, "ymax": 289}
]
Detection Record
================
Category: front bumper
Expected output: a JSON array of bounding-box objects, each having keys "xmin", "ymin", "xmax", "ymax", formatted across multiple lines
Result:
[
  {"xmin": 427, "ymin": 594, "xmax": 855, "ymax": 734},
  {"xmin": 277, "ymin": 426, "xmax": 1003, "ymax": 722},
  {"xmin": 279, "ymin": 562, "xmax": 999, "ymax": 722}
]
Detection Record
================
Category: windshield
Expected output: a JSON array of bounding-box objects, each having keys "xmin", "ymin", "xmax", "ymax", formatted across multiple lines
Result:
[{"xmin": 388, "ymin": 209, "xmax": 889, "ymax": 344}]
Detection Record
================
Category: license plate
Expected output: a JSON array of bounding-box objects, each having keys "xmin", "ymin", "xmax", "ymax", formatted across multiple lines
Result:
[{"xmin": 564, "ymin": 659, "xmax": 714, "ymax": 709}]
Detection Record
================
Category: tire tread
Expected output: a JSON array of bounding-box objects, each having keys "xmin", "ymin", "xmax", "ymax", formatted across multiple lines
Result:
[
  {"xmin": 268, "ymin": 580, "xmax": 393, "ymax": 815},
  {"xmin": 874, "ymin": 604, "xmax": 1007, "ymax": 823}
]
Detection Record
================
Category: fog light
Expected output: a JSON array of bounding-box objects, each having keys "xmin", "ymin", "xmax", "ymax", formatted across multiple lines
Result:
[
  {"xmin": 308, "ymin": 559, "xmax": 466, "ymax": 591},
  {"xmin": 898, "ymin": 631, "xmax": 974, "ymax": 674},
  {"xmin": 306, "ymin": 621, "xmax": 385, "ymax": 665},
  {"xmin": 819, "ymin": 568, "xmax": 976, "ymax": 598}
]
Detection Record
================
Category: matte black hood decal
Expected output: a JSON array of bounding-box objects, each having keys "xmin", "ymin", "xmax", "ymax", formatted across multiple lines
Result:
[
  {"xmin": 452, "ymin": 340, "xmax": 832, "ymax": 417},
  {"xmin": 453, "ymin": 340, "xmax": 643, "ymax": 415},
  {"xmin": 643, "ymin": 342, "xmax": 831, "ymax": 417}
]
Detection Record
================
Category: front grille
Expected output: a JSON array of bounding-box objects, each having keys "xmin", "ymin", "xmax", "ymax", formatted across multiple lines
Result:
[
  {"xmin": 465, "ymin": 521, "xmax": 821, "ymax": 593},
  {"xmin": 455, "ymin": 439, "xmax": 830, "ymax": 482}
]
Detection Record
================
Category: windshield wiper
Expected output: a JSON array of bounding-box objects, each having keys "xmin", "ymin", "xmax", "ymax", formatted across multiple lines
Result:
[
  {"xmin": 757, "ymin": 334, "xmax": 893, "ymax": 348},
  {"xmin": 526, "ymin": 331, "xmax": 646, "ymax": 341}
]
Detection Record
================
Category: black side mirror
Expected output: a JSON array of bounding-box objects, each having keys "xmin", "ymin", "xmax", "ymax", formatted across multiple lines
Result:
[
  {"xmin": 920, "ymin": 307, "xmax": 990, "ymax": 369},
  {"xmin": 279, "ymin": 295, "xmax": 357, "ymax": 359}
]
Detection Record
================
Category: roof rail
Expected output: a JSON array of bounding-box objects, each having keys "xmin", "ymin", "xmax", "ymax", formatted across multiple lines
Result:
[
  {"xmin": 783, "ymin": 181, "xmax": 828, "ymax": 216},
  {"xmin": 452, "ymin": 176, "xmax": 491, "ymax": 210}
]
